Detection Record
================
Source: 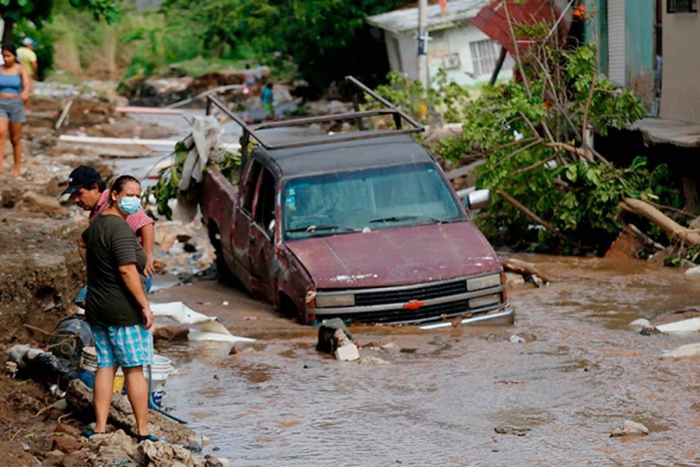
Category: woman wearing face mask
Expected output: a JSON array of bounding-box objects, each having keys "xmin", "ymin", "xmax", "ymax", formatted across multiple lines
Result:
[{"xmin": 78, "ymin": 175, "xmax": 157, "ymax": 442}]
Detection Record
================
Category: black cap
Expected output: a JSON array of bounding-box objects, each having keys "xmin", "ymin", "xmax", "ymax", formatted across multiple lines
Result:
[{"xmin": 62, "ymin": 166, "xmax": 102, "ymax": 195}]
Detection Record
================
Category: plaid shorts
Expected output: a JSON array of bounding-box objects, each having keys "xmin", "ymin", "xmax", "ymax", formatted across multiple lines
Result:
[{"xmin": 90, "ymin": 323, "xmax": 153, "ymax": 368}]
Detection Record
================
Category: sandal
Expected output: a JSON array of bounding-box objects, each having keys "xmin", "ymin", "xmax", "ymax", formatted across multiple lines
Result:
[
  {"xmin": 136, "ymin": 433, "xmax": 159, "ymax": 443},
  {"xmin": 81, "ymin": 428, "xmax": 106, "ymax": 438}
]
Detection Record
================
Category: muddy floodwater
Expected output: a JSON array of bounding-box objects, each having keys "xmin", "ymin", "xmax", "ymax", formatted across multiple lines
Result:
[{"xmin": 150, "ymin": 254, "xmax": 700, "ymax": 466}]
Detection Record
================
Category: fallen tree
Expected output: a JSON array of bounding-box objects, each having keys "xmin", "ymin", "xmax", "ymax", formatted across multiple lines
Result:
[{"xmin": 619, "ymin": 198, "xmax": 700, "ymax": 247}]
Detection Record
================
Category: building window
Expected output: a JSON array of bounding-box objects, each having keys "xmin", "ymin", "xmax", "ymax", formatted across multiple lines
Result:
[
  {"xmin": 667, "ymin": 0, "xmax": 697, "ymax": 13},
  {"xmin": 469, "ymin": 39, "xmax": 512, "ymax": 77}
]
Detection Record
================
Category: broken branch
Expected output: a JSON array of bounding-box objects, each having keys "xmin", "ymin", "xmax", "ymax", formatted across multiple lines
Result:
[
  {"xmin": 619, "ymin": 198, "xmax": 700, "ymax": 246},
  {"xmin": 497, "ymin": 189, "xmax": 567, "ymax": 240}
]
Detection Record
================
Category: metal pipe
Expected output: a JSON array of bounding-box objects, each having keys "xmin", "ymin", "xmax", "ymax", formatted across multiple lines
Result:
[
  {"xmin": 418, "ymin": 0, "xmax": 429, "ymax": 90},
  {"xmin": 344, "ymin": 76, "xmax": 424, "ymax": 130},
  {"xmin": 418, "ymin": 308, "xmax": 515, "ymax": 330}
]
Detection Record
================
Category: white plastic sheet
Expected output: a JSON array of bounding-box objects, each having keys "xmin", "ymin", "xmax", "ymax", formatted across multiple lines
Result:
[{"xmin": 150, "ymin": 301, "xmax": 255, "ymax": 343}]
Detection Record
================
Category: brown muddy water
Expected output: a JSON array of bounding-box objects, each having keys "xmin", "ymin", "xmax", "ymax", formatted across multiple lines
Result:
[{"xmin": 149, "ymin": 255, "xmax": 700, "ymax": 466}]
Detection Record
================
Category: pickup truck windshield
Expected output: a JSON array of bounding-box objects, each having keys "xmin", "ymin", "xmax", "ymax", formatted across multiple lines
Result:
[{"xmin": 283, "ymin": 162, "xmax": 464, "ymax": 240}]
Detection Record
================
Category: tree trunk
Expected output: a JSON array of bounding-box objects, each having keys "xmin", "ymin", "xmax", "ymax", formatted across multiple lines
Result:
[
  {"xmin": 619, "ymin": 198, "xmax": 700, "ymax": 246},
  {"xmin": 2, "ymin": 19, "xmax": 14, "ymax": 45}
]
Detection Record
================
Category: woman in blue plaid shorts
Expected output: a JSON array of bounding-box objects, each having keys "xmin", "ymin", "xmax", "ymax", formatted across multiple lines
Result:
[{"xmin": 78, "ymin": 175, "xmax": 157, "ymax": 442}]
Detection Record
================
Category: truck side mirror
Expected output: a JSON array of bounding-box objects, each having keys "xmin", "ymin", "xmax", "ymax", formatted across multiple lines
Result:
[{"xmin": 464, "ymin": 189, "xmax": 491, "ymax": 210}]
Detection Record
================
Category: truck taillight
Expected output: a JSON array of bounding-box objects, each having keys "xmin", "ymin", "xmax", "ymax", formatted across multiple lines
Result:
[{"xmin": 501, "ymin": 270, "xmax": 507, "ymax": 302}]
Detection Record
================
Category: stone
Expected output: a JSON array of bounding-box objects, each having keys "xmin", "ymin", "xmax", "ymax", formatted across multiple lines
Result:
[
  {"xmin": 358, "ymin": 357, "xmax": 390, "ymax": 365},
  {"xmin": 505, "ymin": 272, "xmax": 526, "ymax": 288},
  {"xmin": 52, "ymin": 435, "xmax": 84, "ymax": 454},
  {"xmin": 610, "ymin": 420, "xmax": 649, "ymax": 437},
  {"xmin": 61, "ymin": 451, "xmax": 90, "ymax": 467},
  {"xmin": 628, "ymin": 318, "xmax": 650, "ymax": 331},
  {"xmin": 55, "ymin": 422, "xmax": 82, "ymax": 437},
  {"xmin": 334, "ymin": 343, "xmax": 360, "ymax": 362},
  {"xmin": 685, "ymin": 265, "xmax": 700, "ymax": 276},
  {"xmin": 661, "ymin": 342, "xmax": 700, "ymax": 359},
  {"xmin": 16, "ymin": 192, "xmax": 69, "ymax": 217},
  {"xmin": 606, "ymin": 224, "xmax": 662, "ymax": 260},
  {"xmin": 135, "ymin": 440, "xmax": 205, "ymax": 467},
  {"xmin": 205, "ymin": 455, "xmax": 232, "ymax": 467}
]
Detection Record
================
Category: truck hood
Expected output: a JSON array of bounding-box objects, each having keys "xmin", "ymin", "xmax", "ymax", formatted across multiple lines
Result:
[{"xmin": 284, "ymin": 221, "xmax": 500, "ymax": 289}]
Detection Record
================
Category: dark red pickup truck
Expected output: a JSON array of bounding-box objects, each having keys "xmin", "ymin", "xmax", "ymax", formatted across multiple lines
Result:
[{"xmin": 200, "ymin": 79, "xmax": 513, "ymax": 328}]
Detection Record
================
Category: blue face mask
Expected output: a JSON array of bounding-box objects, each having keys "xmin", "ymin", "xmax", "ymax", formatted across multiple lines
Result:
[{"xmin": 119, "ymin": 196, "xmax": 141, "ymax": 215}]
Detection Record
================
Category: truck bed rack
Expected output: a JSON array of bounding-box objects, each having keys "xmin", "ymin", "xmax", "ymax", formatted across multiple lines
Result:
[{"xmin": 206, "ymin": 76, "xmax": 424, "ymax": 152}]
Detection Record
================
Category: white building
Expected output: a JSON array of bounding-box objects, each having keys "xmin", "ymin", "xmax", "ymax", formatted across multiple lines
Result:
[{"xmin": 366, "ymin": 0, "xmax": 513, "ymax": 87}]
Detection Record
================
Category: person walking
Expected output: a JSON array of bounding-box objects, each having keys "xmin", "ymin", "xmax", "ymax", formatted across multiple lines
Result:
[
  {"xmin": 262, "ymin": 82, "xmax": 274, "ymax": 120},
  {"xmin": 63, "ymin": 166, "xmax": 156, "ymax": 307},
  {"xmin": 78, "ymin": 175, "xmax": 157, "ymax": 442},
  {"xmin": 0, "ymin": 44, "xmax": 29, "ymax": 177},
  {"xmin": 16, "ymin": 38, "xmax": 37, "ymax": 113}
]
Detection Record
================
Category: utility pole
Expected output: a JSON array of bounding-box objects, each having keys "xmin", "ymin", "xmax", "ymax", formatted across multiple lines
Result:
[{"xmin": 417, "ymin": 0, "xmax": 429, "ymax": 90}]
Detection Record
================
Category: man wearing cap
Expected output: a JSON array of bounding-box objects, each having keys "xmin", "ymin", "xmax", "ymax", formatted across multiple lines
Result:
[
  {"xmin": 17, "ymin": 38, "xmax": 37, "ymax": 113},
  {"xmin": 63, "ymin": 166, "xmax": 156, "ymax": 305}
]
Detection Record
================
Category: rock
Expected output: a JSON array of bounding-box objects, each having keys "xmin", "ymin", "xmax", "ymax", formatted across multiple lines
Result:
[
  {"xmin": 502, "ymin": 258, "xmax": 549, "ymax": 285},
  {"xmin": 205, "ymin": 455, "xmax": 232, "ymax": 467},
  {"xmin": 358, "ymin": 357, "xmax": 390, "ymax": 365},
  {"xmin": 382, "ymin": 342, "xmax": 401, "ymax": 353},
  {"xmin": 606, "ymin": 224, "xmax": 663, "ymax": 260},
  {"xmin": 494, "ymin": 425, "xmax": 529, "ymax": 436},
  {"xmin": 52, "ymin": 435, "xmax": 84, "ymax": 454},
  {"xmin": 509, "ymin": 335, "xmax": 526, "ymax": 343},
  {"xmin": 61, "ymin": 450, "xmax": 90, "ymax": 467},
  {"xmin": 53, "ymin": 399, "xmax": 69, "ymax": 411},
  {"xmin": 153, "ymin": 325, "xmax": 190, "ymax": 342},
  {"xmin": 685, "ymin": 265, "xmax": 700, "ymax": 276},
  {"xmin": 334, "ymin": 343, "xmax": 360, "ymax": 362},
  {"xmin": 55, "ymin": 422, "xmax": 82, "ymax": 437},
  {"xmin": 16, "ymin": 191, "xmax": 69, "ymax": 217},
  {"xmin": 640, "ymin": 325, "xmax": 660, "ymax": 336},
  {"xmin": 610, "ymin": 420, "xmax": 649, "ymax": 437},
  {"xmin": 316, "ymin": 318, "xmax": 353, "ymax": 353},
  {"xmin": 87, "ymin": 430, "xmax": 134, "ymax": 465},
  {"xmin": 135, "ymin": 440, "xmax": 205, "ymax": 467},
  {"xmin": 660, "ymin": 342, "xmax": 700, "ymax": 359},
  {"xmin": 628, "ymin": 318, "xmax": 650, "ymax": 331},
  {"xmin": 66, "ymin": 379, "xmax": 197, "ymax": 445},
  {"xmin": 504, "ymin": 272, "xmax": 526, "ymax": 288}
]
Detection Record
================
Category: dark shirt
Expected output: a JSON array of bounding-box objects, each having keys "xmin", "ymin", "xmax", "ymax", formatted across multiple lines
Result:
[{"xmin": 82, "ymin": 214, "xmax": 147, "ymax": 326}]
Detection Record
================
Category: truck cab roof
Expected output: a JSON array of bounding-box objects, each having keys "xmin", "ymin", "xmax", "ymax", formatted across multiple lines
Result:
[{"xmin": 253, "ymin": 133, "xmax": 436, "ymax": 178}]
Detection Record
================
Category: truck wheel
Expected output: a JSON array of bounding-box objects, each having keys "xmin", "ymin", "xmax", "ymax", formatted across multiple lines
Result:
[{"xmin": 215, "ymin": 243, "xmax": 237, "ymax": 286}]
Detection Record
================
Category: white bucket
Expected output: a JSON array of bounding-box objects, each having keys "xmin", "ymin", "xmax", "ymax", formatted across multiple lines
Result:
[{"xmin": 144, "ymin": 355, "xmax": 171, "ymax": 407}]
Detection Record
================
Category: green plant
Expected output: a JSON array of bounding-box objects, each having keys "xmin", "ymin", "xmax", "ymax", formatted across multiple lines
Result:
[
  {"xmin": 366, "ymin": 69, "xmax": 472, "ymax": 125},
  {"xmin": 443, "ymin": 38, "xmax": 678, "ymax": 253}
]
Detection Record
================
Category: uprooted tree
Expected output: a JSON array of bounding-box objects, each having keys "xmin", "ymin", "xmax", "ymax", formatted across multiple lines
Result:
[{"xmin": 431, "ymin": 8, "xmax": 680, "ymax": 255}]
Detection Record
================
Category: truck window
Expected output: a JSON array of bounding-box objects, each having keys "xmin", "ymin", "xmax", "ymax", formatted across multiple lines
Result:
[
  {"xmin": 255, "ymin": 168, "xmax": 276, "ymax": 236},
  {"xmin": 242, "ymin": 160, "xmax": 262, "ymax": 214}
]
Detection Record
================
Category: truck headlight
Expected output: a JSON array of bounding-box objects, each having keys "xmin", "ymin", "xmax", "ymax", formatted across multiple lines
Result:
[
  {"xmin": 469, "ymin": 294, "xmax": 502, "ymax": 309},
  {"xmin": 466, "ymin": 273, "xmax": 501, "ymax": 291},
  {"xmin": 315, "ymin": 294, "xmax": 355, "ymax": 308}
]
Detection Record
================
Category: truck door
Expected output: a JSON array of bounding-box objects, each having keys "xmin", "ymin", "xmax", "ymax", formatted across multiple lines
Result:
[
  {"xmin": 249, "ymin": 166, "xmax": 277, "ymax": 300},
  {"xmin": 231, "ymin": 160, "xmax": 262, "ymax": 292}
]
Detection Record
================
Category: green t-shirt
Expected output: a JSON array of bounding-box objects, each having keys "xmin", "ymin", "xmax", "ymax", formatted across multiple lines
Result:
[{"xmin": 82, "ymin": 214, "xmax": 147, "ymax": 326}]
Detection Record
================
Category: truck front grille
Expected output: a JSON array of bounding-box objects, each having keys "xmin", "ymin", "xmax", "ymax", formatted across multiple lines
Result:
[{"xmin": 354, "ymin": 279, "xmax": 467, "ymax": 306}]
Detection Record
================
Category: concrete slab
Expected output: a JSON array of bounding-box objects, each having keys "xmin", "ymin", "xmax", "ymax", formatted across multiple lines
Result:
[{"xmin": 631, "ymin": 118, "xmax": 700, "ymax": 148}]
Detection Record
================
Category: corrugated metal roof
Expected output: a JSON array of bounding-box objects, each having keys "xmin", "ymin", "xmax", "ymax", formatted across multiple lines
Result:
[{"xmin": 366, "ymin": 0, "xmax": 490, "ymax": 34}]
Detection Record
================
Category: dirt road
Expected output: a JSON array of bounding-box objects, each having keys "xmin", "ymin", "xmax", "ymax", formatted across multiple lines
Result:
[{"xmin": 149, "ymin": 255, "xmax": 700, "ymax": 466}]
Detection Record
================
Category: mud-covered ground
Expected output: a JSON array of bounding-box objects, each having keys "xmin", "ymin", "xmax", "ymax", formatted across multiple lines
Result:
[{"xmin": 3, "ymin": 84, "xmax": 700, "ymax": 466}]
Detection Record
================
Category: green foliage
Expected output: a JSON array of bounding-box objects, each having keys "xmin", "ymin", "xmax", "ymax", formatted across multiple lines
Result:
[
  {"xmin": 446, "ymin": 42, "xmax": 679, "ymax": 253},
  {"xmin": 0, "ymin": 0, "xmax": 119, "ymax": 27},
  {"xmin": 369, "ymin": 70, "xmax": 472, "ymax": 125},
  {"xmin": 145, "ymin": 140, "xmax": 242, "ymax": 220}
]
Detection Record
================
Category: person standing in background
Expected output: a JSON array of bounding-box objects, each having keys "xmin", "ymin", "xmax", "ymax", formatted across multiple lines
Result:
[
  {"xmin": 16, "ymin": 38, "xmax": 37, "ymax": 114},
  {"xmin": 262, "ymin": 82, "xmax": 274, "ymax": 120},
  {"xmin": 0, "ymin": 44, "xmax": 29, "ymax": 177}
]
